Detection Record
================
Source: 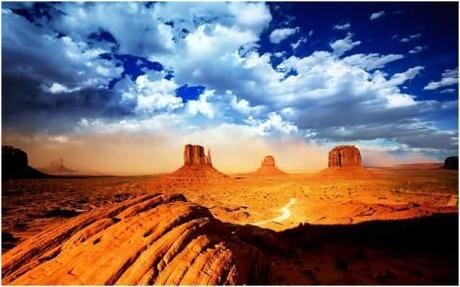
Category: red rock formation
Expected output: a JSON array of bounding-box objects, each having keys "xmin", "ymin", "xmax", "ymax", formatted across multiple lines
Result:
[
  {"xmin": 328, "ymin": 145, "xmax": 362, "ymax": 167},
  {"xmin": 155, "ymin": 144, "xmax": 229, "ymax": 186},
  {"xmin": 184, "ymin": 144, "xmax": 212, "ymax": 167},
  {"xmin": 321, "ymin": 145, "xmax": 373, "ymax": 178},
  {"xmin": 255, "ymin": 155, "xmax": 286, "ymax": 176},
  {"xmin": 2, "ymin": 193, "xmax": 269, "ymax": 285}
]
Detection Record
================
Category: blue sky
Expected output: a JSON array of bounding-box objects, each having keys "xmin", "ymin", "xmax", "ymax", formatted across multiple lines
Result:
[{"xmin": 2, "ymin": 2, "xmax": 458, "ymax": 173}]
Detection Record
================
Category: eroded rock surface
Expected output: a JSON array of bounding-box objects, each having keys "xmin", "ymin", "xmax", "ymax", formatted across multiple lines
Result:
[
  {"xmin": 2, "ymin": 193, "xmax": 269, "ymax": 285},
  {"xmin": 321, "ymin": 146, "xmax": 373, "ymax": 178},
  {"xmin": 184, "ymin": 144, "xmax": 212, "ymax": 166},
  {"xmin": 328, "ymin": 145, "xmax": 362, "ymax": 167},
  {"xmin": 255, "ymin": 155, "xmax": 286, "ymax": 176}
]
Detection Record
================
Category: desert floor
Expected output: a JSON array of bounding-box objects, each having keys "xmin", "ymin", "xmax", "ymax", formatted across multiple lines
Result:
[{"xmin": 2, "ymin": 167, "xmax": 458, "ymax": 284}]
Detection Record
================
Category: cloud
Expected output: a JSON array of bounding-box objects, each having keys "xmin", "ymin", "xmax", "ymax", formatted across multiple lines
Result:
[
  {"xmin": 408, "ymin": 45, "xmax": 427, "ymax": 54},
  {"xmin": 424, "ymin": 67, "xmax": 458, "ymax": 90},
  {"xmin": 369, "ymin": 10, "xmax": 386, "ymax": 21},
  {"xmin": 333, "ymin": 22, "xmax": 351, "ymax": 30},
  {"xmin": 342, "ymin": 53, "xmax": 404, "ymax": 71},
  {"xmin": 400, "ymin": 33, "xmax": 421, "ymax": 43},
  {"xmin": 440, "ymin": 88, "xmax": 456, "ymax": 94},
  {"xmin": 291, "ymin": 36, "xmax": 308, "ymax": 50},
  {"xmin": 2, "ymin": 1, "xmax": 457, "ymax": 170},
  {"xmin": 269, "ymin": 27, "xmax": 299, "ymax": 44},
  {"xmin": 330, "ymin": 32, "xmax": 361, "ymax": 56}
]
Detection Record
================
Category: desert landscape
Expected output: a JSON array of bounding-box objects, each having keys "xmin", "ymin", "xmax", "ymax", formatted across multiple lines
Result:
[
  {"xmin": 2, "ymin": 144, "xmax": 458, "ymax": 285},
  {"xmin": 2, "ymin": 1, "xmax": 458, "ymax": 285}
]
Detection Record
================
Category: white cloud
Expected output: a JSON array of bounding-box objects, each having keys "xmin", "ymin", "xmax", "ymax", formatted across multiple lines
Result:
[
  {"xmin": 269, "ymin": 27, "xmax": 299, "ymax": 44},
  {"xmin": 400, "ymin": 33, "xmax": 421, "ymax": 43},
  {"xmin": 387, "ymin": 66, "xmax": 424, "ymax": 86},
  {"xmin": 186, "ymin": 89, "xmax": 215, "ymax": 118},
  {"xmin": 333, "ymin": 22, "xmax": 351, "ymax": 30},
  {"xmin": 424, "ymin": 67, "xmax": 458, "ymax": 90},
  {"xmin": 370, "ymin": 11, "xmax": 386, "ymax": 21},
  {"xmin": 342, "ymin": 53, "xmax": 404, "ymax": 71},
  {"xmin": 291, "ymin": 37, "xmax": 308, "ymax": 50},
  {"xmin": 245, "ymin": 112, "xmax": 298, "ymax": 136},
  {"xmin": 409, "ymin": 45, "xmax": 427, "ymax": 54},
  {"xmin": 46, "ymin": 83, "xmax": 81, "ymax": 94},
  {"xmin": 440, "ymin": 88, "xmax": 456, "ymax": 94},
  {"xmin": 122, "ymin": 73, "xmax": 183, "ymax": 113},
  {"xmin": 330, "ymin": 32, "xmax": 361, "ymax": 56}
]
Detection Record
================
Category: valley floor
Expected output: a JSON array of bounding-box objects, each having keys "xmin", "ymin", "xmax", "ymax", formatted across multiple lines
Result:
[{"xmin": 2, "ymin": 167, "xmax": 458, "ymax": 284}]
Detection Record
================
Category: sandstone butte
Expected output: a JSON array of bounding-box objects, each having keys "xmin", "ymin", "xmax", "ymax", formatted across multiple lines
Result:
[
  {"xmin": 320, "ymin": 145, "xmax": 374, "ymax": 178},
  {"xmin": 2, "ymin": 193, "xmax": 274, "ymax": 285},
  {"xmin": 156, "ymin": 144, "xmax": 229, "ymax": 186},
  {"xmin": 255, "ymin": 155, "xmax": 286, "ymax": 176}
]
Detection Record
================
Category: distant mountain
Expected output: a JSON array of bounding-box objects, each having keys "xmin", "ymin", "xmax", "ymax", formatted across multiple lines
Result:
[{"xmin": 39, "ymin": 159, "xmax": 78, "ymax": 175}]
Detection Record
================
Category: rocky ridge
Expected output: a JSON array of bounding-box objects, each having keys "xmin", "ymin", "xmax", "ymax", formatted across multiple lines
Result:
[{"xmin": 2, "ymin": 193, "xmax": 270, "ymax": 285}]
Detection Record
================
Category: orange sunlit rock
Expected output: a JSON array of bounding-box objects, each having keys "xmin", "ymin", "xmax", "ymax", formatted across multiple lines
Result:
[
  {"xmin": 2, "ymin": 193, "xmax": 269, "ymax": 285},
  {"xmin": 320, "ymin": 145, "xmax": 374, "ymax": 178},
  {"xmin": 255, "ymin": 155, "xmax": 286, "ymax": 176}
]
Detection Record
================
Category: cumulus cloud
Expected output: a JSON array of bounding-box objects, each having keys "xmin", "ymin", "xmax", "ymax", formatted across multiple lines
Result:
[
  {"xmin": 424, "ymin": 67, "xmax": 458, "ymax": 90},
  {"xmin": 269, "ymin": 27, "xmax": 299, "ymax": 44},
  {"xmin": 2, "ymin": 1, "xmax": 458, "ymax": 172},
  {"xmin": 330, "ymin": 32, "xmax": 361, "ymax": 56},
  {"xmin": 369, "ymin": 10, "xmax": 386, "ymax": 20}
]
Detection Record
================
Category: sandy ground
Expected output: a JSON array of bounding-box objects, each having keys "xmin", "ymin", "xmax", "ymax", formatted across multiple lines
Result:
[
  {"xmin": 2, "ymin": 167, "xmax": 458, "ymax": 284},
  {"xmin": 144, "ymin": 167, "xmax": 458, "ymax": 231}
]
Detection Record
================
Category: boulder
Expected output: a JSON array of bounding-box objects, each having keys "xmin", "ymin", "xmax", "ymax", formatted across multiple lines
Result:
[
  {"xmin": 328, "ymin": 145, "xmax": 362, "ymax": 167},
  {"xmin": 2, "ymin": 193, "xmax": 269, "ymax": 285},
  {"xmin": 444, "ymin": 156, "xmax": 458, "ymax": 170},
  {"xmin": 255, "ymin": 155, "xmax": 286, "ymax": 176},
  {"xmin": 2, "ymin": 145, "xmax": 46, "ymax": 179}
]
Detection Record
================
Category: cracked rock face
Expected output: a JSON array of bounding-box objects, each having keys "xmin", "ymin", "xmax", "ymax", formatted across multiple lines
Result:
[
  {"xmin": 328, "ymin": 145, "xmax": 362, "ymax": 168},
  {"xmin": 2, "ymin": 193, "xmax": 269, "ymax": 285}
]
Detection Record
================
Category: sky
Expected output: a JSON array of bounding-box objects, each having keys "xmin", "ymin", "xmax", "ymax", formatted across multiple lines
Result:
[{"xmin": 2, "ymin": 2, "xmax": 459, "ymax": 174}]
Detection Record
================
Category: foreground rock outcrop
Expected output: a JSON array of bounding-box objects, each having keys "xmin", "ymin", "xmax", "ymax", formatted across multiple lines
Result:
[
  {"xmin": 444, "ymin": 156, "xmax": 458, "ymax": 170},
  {"xmin": 2, "ymin": 193, "xmax": 269, "ymax": 285},
  {"xmin": 255, "ymin": 155, "xmax": 286, "ymax": 176},
  {"xmin": 2, "ymin": 145, "xmax": 47, "ymax": 179},
  {"xmin": 320, "ymin": 145, "xmax": 373, "ymax": 178}
]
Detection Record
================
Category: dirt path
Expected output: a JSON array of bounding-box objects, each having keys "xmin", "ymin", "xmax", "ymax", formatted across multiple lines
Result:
[{"xmin": 253, "ymin": 198, "xmax": 298, "ymax": 226}]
